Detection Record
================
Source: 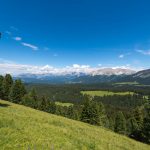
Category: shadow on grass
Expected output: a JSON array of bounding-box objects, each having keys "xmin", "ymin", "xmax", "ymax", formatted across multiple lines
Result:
[{"xmin": 0, "ymin": 103, "xmax": 10, "ymax": 107}]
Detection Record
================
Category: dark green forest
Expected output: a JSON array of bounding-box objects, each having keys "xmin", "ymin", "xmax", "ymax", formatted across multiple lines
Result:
[{"xmin": 0, "ymin": 74, "xmax": 150, "ymax": 144}]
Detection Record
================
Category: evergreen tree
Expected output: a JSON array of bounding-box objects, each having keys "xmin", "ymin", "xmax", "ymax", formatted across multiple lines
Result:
[
  {"xmin": 98, "ymin": 102, "xmax": 106, "ymax": 126},
  {"xmin": 9, "ymin": 79, "xmax": 26, "ymax": 103},
  {"xmin": 29, "ymin": 88, "xmax": 38, "ymax": 101},
  {"xmin": 109, "ymin": 118, "xmax": 115, "ymax": 131},
  {"xmin": 21, "ymin": 94, "xmax": 33, "ymax": 107},
  {"xmin": 81, "ymin": 97, "xmax": 101, "ymax": 125},
  {"xmin": 0, "ymin": 75, "xmax": 4, "ymax": 99},
  {"xmin": 142, "ymin": 104, "xmax": 150, "ymax": 144},
  {"xmin": 133, "ymin": 107, "xmax": 143, "ymax": 129},
  {"xmin": 148, "ymin": 95, "xmax": 150, "ymax": 101},
  {"xmin": 49, "ymin": 101, "xmax": 56, "ymax": 114},
  {"xmin": 67, "ymin": 106, "xmax": 75, "ymax": 119},
  {"xmin": 29, "ymin": 88, "xmax": 38, "ymax": 108},
  {"xmin": 21, "ymin": 92, "xmax": 37, "ymax": 108},
  {"xmin": 40, "ymin": 95, "xmax": 48, "ymax": 111},
  {"xmin": 114, "ymin": 111, "xmax": 126, "ymax": 134},
  {"xmin": 2, "ymin": 74, "xmax": 13, "ymax": 100},
  {"xmin": 127, "ymin": 117, "xmax": 139, "ymax": 136}
]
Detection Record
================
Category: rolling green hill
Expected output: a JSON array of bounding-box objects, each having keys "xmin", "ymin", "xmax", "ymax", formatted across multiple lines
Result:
[{"xmin": 0, "ymin": 100, "xmax": 149, "ymax": 150}]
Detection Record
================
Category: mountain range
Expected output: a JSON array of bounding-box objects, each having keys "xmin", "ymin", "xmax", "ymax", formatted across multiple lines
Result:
[{"xmin": 15, "ymin": 68, "xmax": 150, "ymax": 84}]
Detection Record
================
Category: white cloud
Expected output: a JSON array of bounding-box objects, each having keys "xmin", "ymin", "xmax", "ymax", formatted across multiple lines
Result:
[
  {"xmin": 0, "ymin": 60, "xmax": 141, "ymax": 76},
  {"xmin": 119, "ymin": 54, "xmax": 124, "ymax": 58},
  {"xmin": 21, "ymin": 42, "xmax": 38, "ymax": 50},
  {"xmin": 13, "ymin": 37, "xmax": 22, "ymax": 41},
  {"xmin": 118, "ymin": 53, "xmax": 131, "ymax": 59},
  {"xmin": 136, "ymin": 49, "xmax": 150, "ymax": 55},
  {"xmin": 72, "ymin": 64, "xmax": 90, "ymax": 69}
]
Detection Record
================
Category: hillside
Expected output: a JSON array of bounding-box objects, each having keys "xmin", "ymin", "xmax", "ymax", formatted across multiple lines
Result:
[{"xmin": 0, "ymin": 100, "xmax": 149, "ymax": 150}]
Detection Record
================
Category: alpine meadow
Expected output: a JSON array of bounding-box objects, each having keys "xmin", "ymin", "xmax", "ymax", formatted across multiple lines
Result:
[{"xmin": 0, "ymin": 0, "xmax": 150, "ymax": 150}]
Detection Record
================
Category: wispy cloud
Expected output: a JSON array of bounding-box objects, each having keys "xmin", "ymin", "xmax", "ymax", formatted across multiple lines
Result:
[
  {"xmin": 5, "ymin": 27, "xmax": 39, "ymax": 51},
  {"xmin": 13, "ymin": 37, "xmax": 22, "ymax": 41},
  {"xmin": 21, "ymin": 42, "xmax": 38, "ymax": 50},
  {"xmin": 136, "ymin": 49, "xmax": 150, "ymax": 55},
  {"xmin": 118, "ymin": 53, "xmax": 131, "ymax": 59},
  {"xmin": 119, "ymin": 54, "xmax": 124, "ymax": 58}
]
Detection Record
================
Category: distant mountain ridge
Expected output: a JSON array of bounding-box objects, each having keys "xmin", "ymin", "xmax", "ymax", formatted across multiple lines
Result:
[
  {"xmin": 14, "ymin": 68, "xmax": 150, "ymax": 84},
  {"xmin": 116, "ymin": 69, "xmax": 150, "ymax": 85},
  {"xmin": 14, "ymin": 68, "xmax": 135, "ymax": 83}
]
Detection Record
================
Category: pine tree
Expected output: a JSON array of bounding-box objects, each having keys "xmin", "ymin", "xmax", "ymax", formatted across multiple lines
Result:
[
  {"xmin": 2, "ymin": 74, "xmax": 13, "ymax": 100},
  {"xmin": 40, "ymin": 96, "xmax": 48, "ymax": 111},
  {"xmin": 98, "ymin": 102, "xmax": 106, "ymax": 126},
  {"xmin": 21, "ymin": 92, "xmax": 37, "ymax": 108},
  {"xmin": 142, "ymin": 104, "xmax": 150, "ymax": 144},
  {"xmin": 9, "ymin": 79, "xmax": 26, "ymax": 103},
  {"xmin": 109, "ymin": 118, "xmax": 115, "ymax": 131},
  {"xmin": 80, "ymin": 97, "xmax": 101, "ymax": 125},
  {"xmin": 114, "ymin": 111, "xmax": 126, "ymax": 134},
  {"xmin": 29, "ymin": 88, "xmax": 38, "ymax": 108},
  {"xmin": 29, "ymin": 88, "xmax": 38, "ymax": 101},
  {"xmin": 67, "ymin": 106, "xmax": 75, "ymax": 119},
  {"xmin": 127, "ymin": 117, "xmax": 139, "ymax": 136},
  {"xmin": 21, "ymin": 94, "xmax": 33, "ymax": 107},
  {"xmin": 133, "ymin": 107, "xmax": 143, "ymax": 129},
  {"xmin": 49, "ymin": 101, "xmax": 56, "ymax": 114},
  {"xmin": 148, "ymin": 95, "xmax": 150, "ymax": 101},
  {"xmin": 0, "ymin": 75, "xmax": 4, "ymax": 99}
]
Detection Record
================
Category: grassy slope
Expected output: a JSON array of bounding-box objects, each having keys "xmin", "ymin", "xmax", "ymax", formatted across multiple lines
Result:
[
  {"xmin": 81, "ymin": 91, "xmax": 134, "ymax": 97},
  {"xmin": 0, "ymin": 100, "xmax": 149, "ymax": 150}
]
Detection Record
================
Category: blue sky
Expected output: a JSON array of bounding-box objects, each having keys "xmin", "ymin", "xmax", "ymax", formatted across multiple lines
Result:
[{"xmin": 0, "ymin": 0, "xmax": 150, "ymax": 74}]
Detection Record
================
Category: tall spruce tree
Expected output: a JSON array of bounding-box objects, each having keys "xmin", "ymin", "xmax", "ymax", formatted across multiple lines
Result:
[
  {"xmin": 142, "ymin": 104, "xmax": 150, "ymax": 144},
  {"xmin": 28, "ymin": 88, "xmax": 38, "ymax": 108},
  {"xmin": 127, "ymin": 117, "xmax": 139, "ymax": 136},
  {"xmin": 109, "ymin": 118, "xmax": 115, "ymax": 131},
  {"xmin": 98, "ymin": 102, "xmax": 106, "ymax": 126},
  {"xmin": 81, "ymin": 97, "xmax": 103, "ymax": 125},
  {"xmin": 114, "ymin": 111, "xmax": 126, "ymax": 134},
  {"xmin": 133, "ymin": 107, "xmax": 143, "ymax": 129},
  {"xmin": 49, "ymin": 101, "xmax": 56, "ymax": 114},
  {"xmin": 67, "ymin": 106, "xmax": 75, "ymax": 119},
  {"xmin": 9, "ymin": 79, "xmax": 26, "ymax": 103},
  {"xmin": 40, "ymin": 95, "xmax": 48, "ymax": 111},
  {"xmin": 29, "ymin": 88, "xmax": 38, "ymax": 101},
  {"xmin": 2, "ymin": 74, "xmax": 13, "ymax": 100}
]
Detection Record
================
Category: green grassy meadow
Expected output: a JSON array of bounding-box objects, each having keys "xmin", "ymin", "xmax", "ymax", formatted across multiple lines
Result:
[
  {"xmin": 81, "ymin": 90, "xmax": 134, "ymax": 97},
  {"xmin": 114, "ymin": 82, "xmax": 139, "ymax": 85},
  {"xmin": 55, "ymin": 101, "xmax": 73, "ymax": 107},
  {"xmin": 0, "ymin": 100, "xmax": 149, "ymax": 150}
]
